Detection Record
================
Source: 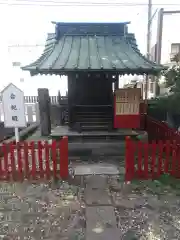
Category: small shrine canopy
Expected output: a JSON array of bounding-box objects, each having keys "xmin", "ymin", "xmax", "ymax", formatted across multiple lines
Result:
[{"xmin": 22, "ymin": 22, "xmax": 165, "ymax": 76}]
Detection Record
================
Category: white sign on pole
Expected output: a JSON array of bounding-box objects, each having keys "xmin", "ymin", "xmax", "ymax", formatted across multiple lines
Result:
[{"xmin": 1, "ymin": 83, "xmax": 26, "ymax": 142}]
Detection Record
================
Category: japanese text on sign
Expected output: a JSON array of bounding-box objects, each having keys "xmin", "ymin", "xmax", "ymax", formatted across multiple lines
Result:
[
  {"xmin": 1, "ymin": 83, "xmax": 26, "ymax": 128},
  {"xmin": 11, "ymin": 105, "xmax": 17, "ymax": 110},
  {"xmin": 12, "ymin": 116, "xmax": 18, "ymax": 121},
  {"xmin": 10, "ymin": 93, "xmax": 16, "ymax": 99},
  {"xmin": 10, "ymin": 93, "xmax": 18, "ymax": 121}
]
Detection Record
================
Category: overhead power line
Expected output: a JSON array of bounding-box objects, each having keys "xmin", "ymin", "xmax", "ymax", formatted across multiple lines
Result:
[
  {"xmin": 1, "ymin": 0, "xmax": 180, "ymax": 6},
  {"xmin": 8, "ymin": 44, "xmax": 44, "ymax": 47}
]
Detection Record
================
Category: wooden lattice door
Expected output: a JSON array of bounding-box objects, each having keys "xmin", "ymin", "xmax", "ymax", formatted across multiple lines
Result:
[{"xmin": 114, "ymin": 88, "xmax": 141, "ymax": 129}]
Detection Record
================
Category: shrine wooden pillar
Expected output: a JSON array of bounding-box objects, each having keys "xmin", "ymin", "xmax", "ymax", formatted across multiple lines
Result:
[
  {"xmin": 67, "ymin": 74, "xmax": 75, "ymax": 129},
  {"xmin": 144, "ymin": 74, "xmax": 148, "ymax": 112},
  {"xmin": 114, "ymin": 75, "xmax": 119, "ymax": 90},
  {"xmin": 144, "ymin": 74, "xmax": 149, "ymax": 129},
  {"xmin": 110, "ymin": 74, "xmax": 115, "ymax": 130}
]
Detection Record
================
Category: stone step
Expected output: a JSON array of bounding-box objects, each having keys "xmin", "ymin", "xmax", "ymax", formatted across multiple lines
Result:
[
  {"xmin": 81, "ymin": 125, "xmax": 110, "ymax": 131},
  {"xmin": 86, "ymin": 206, "xmax": 119, "ymax": 240},
  {"xmin": 85, "ymin": 176, "xmax": 111, "ymax": 206},
  {"xmin": 76, "ymin": 119, "xmax": 111, "ymax": 124},
  {"xmin": 85, "ymin": 188, "xmax": 111, "ymax": 206},
  {"xmin": 80, "ymin": 122, "xmax": 110, "ymax": 126},
  {"xmin": 85, "ymin": 175, "xmax": 108, "ymax": 188},
  {"xmin": 85, "ymin": 174, "xmax": 120, "ymax": 240},
  {"xmin": 76, "ymin": 112, "xmax": 111, "ymax": 115},
  {"xmin": 74, "ymin": 164, "xmax": 119, "ymax": 176}
]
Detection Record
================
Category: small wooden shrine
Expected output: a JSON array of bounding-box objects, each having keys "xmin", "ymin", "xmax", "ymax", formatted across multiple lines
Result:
[{"xmin": 22, "ymin": 22, "xmax": 164, "ymax": 131}]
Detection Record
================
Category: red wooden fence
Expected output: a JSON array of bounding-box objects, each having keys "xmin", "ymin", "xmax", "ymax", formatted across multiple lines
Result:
[
  {"xmin": 125, "ymin": 136, "xmax": 180, "ymax": 182},
  {"xmin": 0, "ymin": 137, "xmax": 68, "ymax": 181},
  {"xmin": 125, "ymin": 115, "xmax": 180, "ymax": 182},
  {"xmin": 146, "ymin": 115, "xmax": 180, "ymax": 142}
]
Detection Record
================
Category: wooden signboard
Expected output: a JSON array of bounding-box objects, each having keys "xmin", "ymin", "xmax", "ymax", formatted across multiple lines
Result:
[{"xmin": 114, "ymin": 88, "xmax": 141, "ymax": 129}]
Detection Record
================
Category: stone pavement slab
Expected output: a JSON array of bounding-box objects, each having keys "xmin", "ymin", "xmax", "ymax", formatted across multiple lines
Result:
[
  {"xmin": 86, "ymin": 206, "xmax": 119, "ymax": 240},
  {"xmin": 85, "ymin": 175, "xmax": 108, "ymax": 189},
  {"xmin": 85, "ymin": 188, "xmax": 111, "ymax": 206},
  {"xmin": 74, "ymin": 163, "xmax": 119, "ymax": 176}
]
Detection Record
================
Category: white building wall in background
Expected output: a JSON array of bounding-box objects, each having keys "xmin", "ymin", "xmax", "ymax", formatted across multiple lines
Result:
[
  {"xmin": 2, "ymin": 46, "xmax": 68, "ymax": 96},
  {"xmin": 161, "ymin": 14, "xmax": 180, "ymax": 64}
]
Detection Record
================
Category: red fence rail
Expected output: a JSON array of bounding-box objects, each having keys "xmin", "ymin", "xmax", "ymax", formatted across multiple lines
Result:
[
  {"xmin": 146, "ymin": 115, "xmax": 180, "ymax": 142},
  {"xmin": 0, "ymin": 137, "xmax": 68, "ymax": 181}
]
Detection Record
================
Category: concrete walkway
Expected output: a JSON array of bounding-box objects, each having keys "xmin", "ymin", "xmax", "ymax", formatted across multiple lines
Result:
[{"xmin": 84, "ymin": 174, "xmax": 120, "ymax": 240}]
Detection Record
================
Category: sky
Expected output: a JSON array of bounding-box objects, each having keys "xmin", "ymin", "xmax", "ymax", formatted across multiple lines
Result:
[{"xmin": 0, "ymin": 0, "xmax": 180, "ymax": 95}]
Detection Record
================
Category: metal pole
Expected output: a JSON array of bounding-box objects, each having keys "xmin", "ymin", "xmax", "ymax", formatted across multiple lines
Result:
[
  {"xmin": 15, "ymin": 127, "xmax": 19, "ymax": 143},
  {"xmin": 144, "ymin": 0, "xmax": 152, "ymax": 112},
  {"xmin": 156, "ymin": 8, "xmax": 164, "ymax": 64},
  {"xmin": 147, "ymin": 0, "xmax": 152, "ymax": 60},
  {"xmin": 155, "ymin": 9, "xmax": 180, "ymax": 97},
  {"xmin": 156, "ymin": 9, "xmax": 180, "ymax": 64},
  {"xmin": 153, "ymin": 8, "xmax": 164, "ymax": 98}
]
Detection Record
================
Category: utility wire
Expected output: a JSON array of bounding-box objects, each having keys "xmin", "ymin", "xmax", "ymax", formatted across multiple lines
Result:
[
  {"xmin": 8, "ymin": 44, "xmax": 44, "ymax": 47},
  {"xmin": 5, "ymin": 7, "xmax": 175, "ymax": 49},
  {"xmin": 3, "ymin": 0, "xmax": 176, "ymax": 3},
  {"xmin": 6, "ymin": 1, "xmax": 180, "ymax": 48},
  {"xmin": 6, "ymin": 8, "xmax": 159, "ymax": 49},
  {"xmin": 1, "ymin": 0, "xmax": 180, "ymax": 6}
]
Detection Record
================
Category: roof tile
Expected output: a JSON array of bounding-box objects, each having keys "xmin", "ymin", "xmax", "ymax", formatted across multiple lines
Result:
[{"xmin": 22, "ymin": 23, "xmax": 165, "ymax": 75}]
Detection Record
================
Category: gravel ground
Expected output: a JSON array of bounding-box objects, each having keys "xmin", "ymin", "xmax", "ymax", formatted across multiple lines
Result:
[
  {"xmin": 109, "ymin": 176, "xmax": 180, "ymax": 240},
  {"xmin": 1, "ymin": 160, "xmax": 180, "ymax": 240},
  {"xmin": 0, "ymin": 179, "xmax": 85, "ymax": 240}
]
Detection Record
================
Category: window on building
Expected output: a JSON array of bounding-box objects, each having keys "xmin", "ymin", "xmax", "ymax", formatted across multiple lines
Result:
[
  {"xmin": 12, "ymin": 62, "xmax": 21, "ymax": 67},
  {"xmin": 171, "ymin": 43, "xmax": 180, "ymax": 54},
  {"xmin": 144, "ymin": 83, "xmax": 148, "ymax": 92},
  {"xmin": 150, "ymin": 82, "xmax": 154, "ymax": 93},
  {"xmin": 170, "ymin": 43, "xmax": 180, "ymax": 62}
]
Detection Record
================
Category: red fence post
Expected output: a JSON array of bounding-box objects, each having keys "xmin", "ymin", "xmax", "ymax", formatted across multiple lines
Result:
[
  {"xmin": 151, "ymin": 141, "xmax": 157, "ymax": 178},
  {"xmin": 144, "ymin": 143, "xmax": 149, "ymax": 179},
  {"xmin": 45, "ymin": 141, "xmax": 50, "ymax": 180},
  {"xmin": 24, "ymin": 142, "xmax": 29, "ymax": 179},
  {"xmin": 52, "ymin": 141, "xmax": 57, "ymax": 179},
  {"xmin": 60, "ymin": 136, "xmax": 68, "ymax": 179},
  {"xmin": 137, "ymin": 141, "xmax": 143, "ymax": 177},
  {"xmin": 125, "ymin": 136, "xmax": 134, "ymax": 182},
  {"xmin": 38, "ymin": 141, "xmax": 43, "ymax": 178},
  {"xmin": 171, "ymin": 140, "xmax": 177, "ymax": 177},
  {"xmin": 17, "ymin": 142, "xmax": 23, "ymax": 181},
  {"xmin": 164, "ymin": 140, "xmax": 170, "ymax": 174},
  {"xmin": 30, "ymin": 141, "xmax": 36, "ymax": 179},
  {"xmin": 0, "ymin": 145, "xmax": 3, "ymax": 179},
  {"xmin": 157, "ymin": 140, "xmax": 163, "ymax": 177},
  {"xmin": 9, "ymin": 143, "xmax": 16, "ymax": 180},
  {"xmin": 177, "ymin": 144, "xmax": 180, "ymax": 178},
  {"xmin": 2, "ymin": 144, "xmax": 9, "ymax": 180}
]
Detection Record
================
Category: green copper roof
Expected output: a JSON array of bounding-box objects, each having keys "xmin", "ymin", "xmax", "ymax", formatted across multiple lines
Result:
[{"xmin": 22, "ymin": 22, "xmax": 165, "ymax": 75}]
